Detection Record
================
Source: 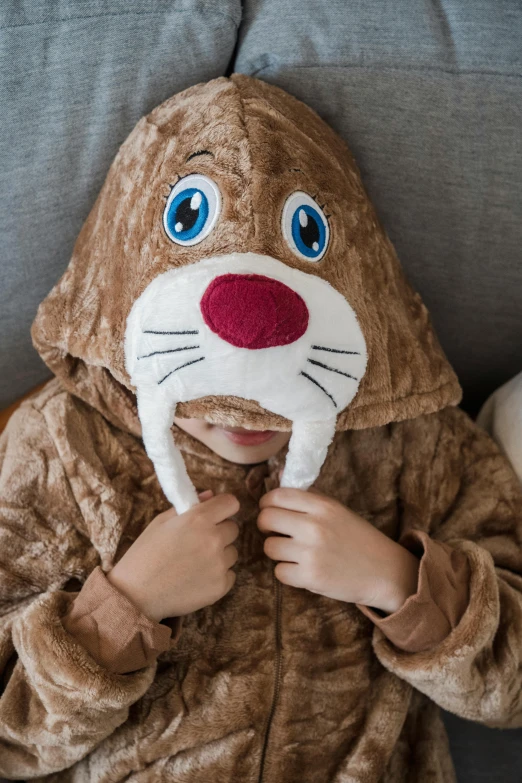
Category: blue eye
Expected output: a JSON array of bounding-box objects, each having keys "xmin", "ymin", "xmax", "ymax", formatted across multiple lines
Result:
[
  {"xmin": 166, "ymin": 188, "xmax": 208, "ymax": 241},
  {"xmin": 291, "ymin": 204, "xmax": 326, "ymax": 258},
  {"xmin": 163, "ymin": 174, "xmax": 221, "ymax": 246},
  {"xmin": 281, "ymin": 191, "xmax": 330, "ymax": 262}
]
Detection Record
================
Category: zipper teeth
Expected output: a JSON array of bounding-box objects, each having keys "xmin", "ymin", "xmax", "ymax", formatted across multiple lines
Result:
[{"xmin": 258, "ymin": 566, "xmax": 283, "ymax": 783}]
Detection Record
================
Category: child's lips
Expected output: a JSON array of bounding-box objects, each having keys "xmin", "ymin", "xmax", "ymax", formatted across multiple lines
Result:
[{"xmin": 220, "ymin": 427, "xmax": 277, "ymax": 446}]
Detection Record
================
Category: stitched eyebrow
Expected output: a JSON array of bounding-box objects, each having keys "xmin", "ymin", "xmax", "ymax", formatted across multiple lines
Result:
[
  {"xmin": 186, "ymin": 150, "xmax": 214, "ymax": 162},
  {"xmin": 287, "ymin": 176, "xmax": 331, "ymax": 220}
]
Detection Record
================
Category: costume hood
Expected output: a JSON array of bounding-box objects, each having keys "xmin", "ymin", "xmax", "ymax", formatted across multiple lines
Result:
[{"xmin": 32, "ymin": 75, "xmax": 461, "ymax": 512}]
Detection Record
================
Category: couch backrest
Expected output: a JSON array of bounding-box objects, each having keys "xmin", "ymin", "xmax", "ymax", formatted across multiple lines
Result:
[{"xmin": 235, "ymin": 0, "xmax": 522, "ymax": 416}]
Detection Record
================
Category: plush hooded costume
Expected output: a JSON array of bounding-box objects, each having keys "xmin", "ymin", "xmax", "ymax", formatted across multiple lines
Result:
[{"xmin": 1, "ymin": 75, "xmax": 522, "ymax": 782}]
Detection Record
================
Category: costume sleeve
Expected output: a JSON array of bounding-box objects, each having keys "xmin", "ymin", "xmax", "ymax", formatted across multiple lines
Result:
[
  {"xmin": 357, "ymin": 529, "xmax": 470, "ymax": 652},
  {"xmin": 62, "ymin": 564, "xmax": 181, "ymax": 674},
  {"xmin": 0, "ymin": 403, "xmax": 173, "ymax": 778},
  {"xmin": 365, "ymin": 410, "xmax": 522, "ymax": 728}
]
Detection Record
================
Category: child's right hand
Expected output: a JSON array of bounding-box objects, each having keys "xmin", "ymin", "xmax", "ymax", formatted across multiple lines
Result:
[{"xmin": 106, "ymin": 491, "xmax": 240, "ymax": 622}]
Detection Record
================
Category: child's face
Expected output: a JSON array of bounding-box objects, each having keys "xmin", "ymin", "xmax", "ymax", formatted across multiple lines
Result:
[{"xmin": 173, "ymin": 416, "xmax": 291, "ymax": 465}]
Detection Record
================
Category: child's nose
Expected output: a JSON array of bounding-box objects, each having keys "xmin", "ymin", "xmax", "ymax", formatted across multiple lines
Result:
[{"xmin": 200, "ymin": 273, "xmax": 309, "ymax": 349}]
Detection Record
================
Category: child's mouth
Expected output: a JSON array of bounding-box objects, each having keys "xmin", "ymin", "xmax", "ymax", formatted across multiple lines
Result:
[{"xmin": 220, "ymin": 426, "xmax": 277, "ymax": 446}]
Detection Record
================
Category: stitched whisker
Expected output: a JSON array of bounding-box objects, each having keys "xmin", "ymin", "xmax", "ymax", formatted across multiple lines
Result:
[
  {"xmin": 311, "ymin": 345, "xmax": 360, "ymax": 355},
  {"xmin": 300, "ymin": 371, "xmax": 337, "ymax": 408},
  {"xmin": 307, "ymin": 358, "xmax": 357, "ymax": 381},
  {"xmin": 143, "ymin": 329, "xmax": 199, "ymax": 335},
  {"xmin": 138, "ymin": 345, "xmax": 200, "ymax": 360},
  {"xmin": 158, "ymin": 357, "xmax": 205, "ymax": 385}
]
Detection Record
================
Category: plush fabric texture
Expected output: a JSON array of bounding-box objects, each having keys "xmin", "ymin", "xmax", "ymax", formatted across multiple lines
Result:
[
  {"xmin": 63, "ymin": 521, "xmax": 470, "ymax": 673},
  {"xmin": 30, "ymin": 72, "xmax": 462, "ymax": 514},
  {"xmin": 358, "ymin": 530, "xmax": 471, "ymax": 653},
  {"xmin": 1, "ymin": 382, "xmax": 522, "ymax": 780},
  {"xmin": 31, "ymin": 74, "xmax": 461, "ymax": 437},
  {"xmin": 123, "ymin": 251, "xmax": 366, "ymax": 511},
  {"xmin": 200, "ymin": 273, "xmax": 310, "ymax": 348},
  {"xmin": 61, "ymin": 565, "xmax": 179, "ymax": 674},
  {"xmin": 0, "ymin": 75, "xmax": 521, "ymax": 780}
]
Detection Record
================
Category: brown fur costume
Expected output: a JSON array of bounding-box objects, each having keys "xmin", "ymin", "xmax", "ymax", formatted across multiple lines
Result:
[{"xmin": 0, "ymin": 75, "xmax": 521, "ymax": 781}]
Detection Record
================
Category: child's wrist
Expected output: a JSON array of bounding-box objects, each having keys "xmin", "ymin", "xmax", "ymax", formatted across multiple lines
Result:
[
  {"xmin": 106, "ymin": 566, "xmax": 163, "ymax": 623},
  {"xmin": 367, "ymin": 544, "xmax": 420, "ymax": 615}
]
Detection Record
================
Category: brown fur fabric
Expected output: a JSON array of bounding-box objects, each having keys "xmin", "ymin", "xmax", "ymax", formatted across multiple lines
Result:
[
  {"xmin": 1, "ymin": 383, "xmax": 522, "ymax": 781},
  {"xmin": 31, "ymin": 74, "xmax": 461, "ymax": 433},
  {"xmin": 0, "ymin": 76, "xmax": 521, "ymax": 781}
]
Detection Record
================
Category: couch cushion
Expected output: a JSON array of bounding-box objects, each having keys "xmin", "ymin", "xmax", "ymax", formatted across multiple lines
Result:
[
  {"xmin": 235, "ymin": 0, "xmax": 522, "ymax": 417},
  {"xmin": 0, "ymin": 0, "xmax": 240, "ymax": 407}
]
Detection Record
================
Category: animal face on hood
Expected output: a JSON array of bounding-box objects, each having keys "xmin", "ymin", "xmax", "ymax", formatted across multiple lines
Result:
[{"xmin": 32, "ymin": 75, "xmax": 461, "ymax": 512}]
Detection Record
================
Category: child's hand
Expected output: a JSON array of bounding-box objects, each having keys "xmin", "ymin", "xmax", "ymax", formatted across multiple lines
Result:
[
  {"xmin": 107, "ymin": 491, "xmax": 240, "ymax": 622},
  {"xmin": 257, "ymin": 488, "xmax": 419, "ymax": 614}
]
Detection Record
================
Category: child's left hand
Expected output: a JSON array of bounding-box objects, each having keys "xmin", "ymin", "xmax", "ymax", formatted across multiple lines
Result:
[{"xmin": 257, "ymin": 488, "xmax": 420, "ymax": 615}]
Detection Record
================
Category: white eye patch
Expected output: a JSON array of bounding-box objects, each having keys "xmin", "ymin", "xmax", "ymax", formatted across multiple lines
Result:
[
  {"xmin": 163, "ymin": 174, "xmax": 221, "ymax": 246},
  {"xmin": 125, "ymin": 253, "xmax": 367, "ymax": 513},
  {"xmin": 281, "ymin": 191, "xmax": 330, "ymax": 262}
]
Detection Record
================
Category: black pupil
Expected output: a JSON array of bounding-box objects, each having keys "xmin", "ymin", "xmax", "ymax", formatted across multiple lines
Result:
[
  {"xmin": 300, "ymin": 211, "xmax": 320, "ymax": 248},
  {"xmin": 175, "ymin": 195, "xmax": 199, "ymax": 232}
]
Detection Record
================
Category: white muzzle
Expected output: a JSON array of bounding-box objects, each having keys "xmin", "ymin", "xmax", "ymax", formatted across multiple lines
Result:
[{"xmin": 125, "ymin": 252, "xmax": 367, "ymax": 513}]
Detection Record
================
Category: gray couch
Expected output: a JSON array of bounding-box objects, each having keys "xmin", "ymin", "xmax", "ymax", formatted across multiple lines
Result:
[{"xmin": 1, "ymin": 1, "xmax": 521, "ymax": 780}]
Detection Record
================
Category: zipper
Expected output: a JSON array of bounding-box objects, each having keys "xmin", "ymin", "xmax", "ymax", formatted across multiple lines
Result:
[{"xmin": 258, "ymin": 563, "xmax": 283, "ymax": 783}]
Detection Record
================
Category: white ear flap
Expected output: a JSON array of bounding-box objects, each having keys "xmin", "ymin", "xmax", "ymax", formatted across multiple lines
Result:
[
  {"xmin": 137, "ymin": 390, "xmax": 199, "ymax": 514},
  {"xmin": 137, "ymin": 383, "xmax": 336, "ymax": 507},
  {"xmin": 280, "ymin": 418, "xmax": 337, "ymax": 490}
]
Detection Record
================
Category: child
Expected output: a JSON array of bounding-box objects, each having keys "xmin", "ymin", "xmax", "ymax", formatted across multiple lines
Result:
[{"xmin": 1, "ymin": 74, "xmax": 522, "ymax": 782}]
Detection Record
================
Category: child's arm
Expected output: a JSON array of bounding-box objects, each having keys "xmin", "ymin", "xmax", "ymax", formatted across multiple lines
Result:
[
  {"xmin": 0, "ymin": 404, "xmax": 162, "ymax": 777},
  {"xmin": 361, "ymin": 408, "xmax": 522, "ymax": 727},
  {"xmin": 0, "ymin": 398, "xmax": 240, "ymax": 778},
  {"xmin": 259, "ymin": 408, "xmax": 522, "ymax": 727}
]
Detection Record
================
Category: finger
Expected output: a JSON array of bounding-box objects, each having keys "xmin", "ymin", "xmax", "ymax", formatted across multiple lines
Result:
[
  {"xmin": 217, "ymin": 519, "xmax": 240, "ymax": 546},
  {"xmin": 198, "ymin": 489, "xmax": 214, "ymax": 501},
  {"xmin": 225, "ymin": 569, "xmax": 236, "ymax": 592},
  {"xmin": 274, "ymin": 561, "xmax": 306, "ymax": 588},
  {"xmin": 257, "ymin": 507, "xmax": 307, "ymax": 537},
  {"xmin": 264, "ymin": 535, "xmax": 301, "ymax": 563},
  {"xmin": 259, "ymin": 487, "xmax": 319, "ymax": 513},
  {"xmin": 223, "ymin": 543, "xmax": 238, "ymax": 569},
  {"xmin": 193, "ymin": 493, "xmax": 240, "ymax": 525}
]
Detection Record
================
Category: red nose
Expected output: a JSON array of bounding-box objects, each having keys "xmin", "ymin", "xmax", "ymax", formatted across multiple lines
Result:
[{"xmin": 200, "ymin": 273, "xmax": 309, "ymax": 349}]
